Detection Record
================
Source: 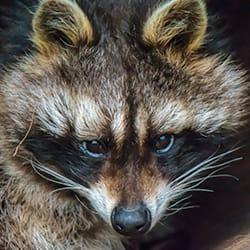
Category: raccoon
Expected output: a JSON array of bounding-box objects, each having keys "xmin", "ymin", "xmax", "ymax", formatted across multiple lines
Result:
[{"xmin": 0, "ymin": 0, "xmax": 249, "ymax": 249}]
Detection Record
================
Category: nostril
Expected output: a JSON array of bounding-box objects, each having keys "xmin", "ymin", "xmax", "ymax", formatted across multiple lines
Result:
[
  {"xmin": 111, "ymin": 205, "xmax": 151, "ymax": 236},
  {"xmin": 136, "ymin": 224, "xmax": 144, "ymax": 231},
  {"xmin": 116, "ymin": 223, "xmax": 123, "ymax": 231}
]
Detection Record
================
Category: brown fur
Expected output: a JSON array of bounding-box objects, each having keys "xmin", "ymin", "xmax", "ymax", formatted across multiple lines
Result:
[
  {"xmin": 0, "ymin": 0, "xmax": 249, "ymax": 249},
  {"xmin": 0, "ymin": 176, "xmax": 122, "ymax": 249},
  {"xmin": 143, "ymin": 0, "xmax": 207, "ymax": 53},
  {"xmin": 33, "ymin": 0, "xmax": 94, "ymax": 56}
]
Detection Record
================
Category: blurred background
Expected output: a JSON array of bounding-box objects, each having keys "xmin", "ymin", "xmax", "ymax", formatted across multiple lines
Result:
[{"xmin": 208, "ymin": 0, "xmax": 250, "ymax": 69}]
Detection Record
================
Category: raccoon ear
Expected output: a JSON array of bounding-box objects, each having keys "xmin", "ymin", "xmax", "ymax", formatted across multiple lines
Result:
[
  {"xmin": 142, "ymin": 0, "xmax": 207, "ymax": 54},
  {"xmin": 32, "ymin": 0, "xmax": 94, "ymax": 54}
]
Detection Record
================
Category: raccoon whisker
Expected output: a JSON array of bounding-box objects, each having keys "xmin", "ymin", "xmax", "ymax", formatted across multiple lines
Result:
[
  {"xmin": 181, "ymin": 172, "xmax": 239, "ymax": 187},
  {"xmin": 162, "ymin": 203, "xmax": 200, "ymax": 221},
  {"xmin": 208, "ymin": 173, "xmax": 239, "ymax": 180},
  {"xmin": 172, "ymin": 177, "xmax": 217, "ymax": 191},
  {"xmin": 169, "ymin": 175, "xmax": 235, "ymax": 201},
  {"xmin": 162, "ymin": 203, "xmax": 199, "ymax": 219},
  {"xmin": 74, "ymin": 194, "xmax": 98, "ymax": 215},
  {"xmin": 172, "ymin": 157, "xmax": 242, "ymax": 188},
  {"xmin": 171, "ymin": 172, "xmax": 229, "ymax": 197},
  {"xmin": 49, "ymin": 186, "xmax": 88, "ymax": 195},
  {"xmin": 171, "ymin": 147, "xmax": 242, "ymax": 186},
  {"xmin": 169, "ymin": 184, "xmax": 210, "ymax": 200},
  {"xmin": 31, "ymin": 162, "xmax": 91, "ymax": 195},
  {"xmin": 168, "ymin": 164, "xmax": 239, "ymax": 204},
  {"xmin": 177, "ymin": 160, "xmax": 240, "ymax": 189},
  {"xmin": 155, "ymin": 194, "xmax": 194, "ymax": 223},
  {"xmin": 202, "ymin": 157, "xmax": 243, "ymax": 171},
  {"xmin": 20, "ymin": 156, "xmax": 90, "ymax": 195},
  {"xmin": 184, "ymin": 156, "xmax": 243, "ymax": 180},
  {"xmin": 31, "ymin": 161, "xmax": 77, "ymax": 187},
  {"xmin": 167, "ymin": 187, "xmax": 213, "ymax": 203},
  {"xmin": 175, "ymin": 156, "xmax": 239, "ymax": 187},
  {"xmin": 169, "ymin": 151, "xmax": 222, "ymax": 185},
  {"xmin": 167, "ymin": 195, "xmax": 193, "ymax": 211},
  {"xmin": 152, "ymin": 150, "xmax": 241, "ymax": 231},
  {"xmin": 162, "ymin": 203, "xmax": 190, "ymax": 218},
  {"xmin": 172, "ymin": 170, "xmax": 238, "ymax": 196},
  {"xmin": 170, "ymin": 204, "xmax": 199, "ymax": 213},
  {"xmin": 28, "ymin": 159, "xmax": 70, "ymax": 187},
  {"xmin": 27, "ymin": 159, "xmax": 97, "ymax": 215},
  {"xmin": 186, "ymin": 173, "xmax": 239, "ymax": 188},
  {"xmin": 180, "ymin": 188, "xmax": 214, "ymax": 193}
]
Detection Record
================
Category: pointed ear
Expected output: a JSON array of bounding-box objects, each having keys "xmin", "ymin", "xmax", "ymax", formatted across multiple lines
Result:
[
  {"xmin": 142, "ymin": 0, "xmax": 207, "ymax": 54},
  {"xmin": 32, "ymin": 0, "xmax": 94, "ymax": 55}
]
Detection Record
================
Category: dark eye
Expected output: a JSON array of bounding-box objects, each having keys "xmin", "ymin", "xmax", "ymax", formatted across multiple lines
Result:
[
  {"xmin": 80, "ymin": 140, "xmax": 108, "ymax": 159},
  {"xmin": 152, "ymin": 134, "xmax": 175, "ymax": 155}
]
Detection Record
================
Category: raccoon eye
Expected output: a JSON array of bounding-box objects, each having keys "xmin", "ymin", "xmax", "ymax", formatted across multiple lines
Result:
[
  {"xmin": 80, "ymin": 140, "xmax": 108, "ymax": 159},
  {"xmin": 152, "ymin": 134, "xmax": 175, "ymax": 155}
]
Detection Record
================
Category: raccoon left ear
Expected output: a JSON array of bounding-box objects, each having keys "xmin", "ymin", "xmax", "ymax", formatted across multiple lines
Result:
[
  {"xmin": 32, "ymin": 0, "xmax": 94, "ymax": 55},
  {"xmin": 142, "ymin": 0, "xmax": 207, "ymax": 54}
]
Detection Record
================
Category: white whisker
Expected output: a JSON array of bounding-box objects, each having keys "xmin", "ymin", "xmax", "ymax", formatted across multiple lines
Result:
[
  {"xmin": 158, "ymin": 146, "xmax": 243, "ymax": 220},
  {"xmin": 167, "ymin": 195, "xmax": 192, "ymax": 211},
  {"xmin": 29, "ymin": 160, "xmax": 70, "ymax": 187},
  {"xmin": 50, "ymin": 186, "xmax": 87, "ymax": 195},
  {"xmin": 163, "ymin": 203, "xmax": 199, "ymax": 219},
  {"xmin": 74, "ymin": 194, "xmax": 98, "ymax": 215},
  {"xmin": 171, "ymin": 147, "xmax": 241, "ymax": 186},
  {"xmin": 16, "ymin": 155, "xmax": 91, "ymax": 197}
]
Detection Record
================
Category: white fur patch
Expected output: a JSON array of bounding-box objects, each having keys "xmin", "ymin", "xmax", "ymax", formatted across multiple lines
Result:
[
  {"xmin": 151, "ymin": 99, "xmax": 190, "ymax": 134},
  {"xmin": 111, "ymin": 109, "xmax": 127, "ymax": 146},
  {"xmin": 87, "ymin": 182, "xmax": 118, "ymax": 225},
  {"xmin": 74, "ymin": 96, "xmax": 109, "ymax": 139}
]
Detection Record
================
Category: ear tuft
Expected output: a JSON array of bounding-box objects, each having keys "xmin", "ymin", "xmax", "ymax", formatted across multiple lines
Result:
[
  {"xmin": 142, "ymin": 0, "xmax": 207, "ymax": 54},
  {"xmin": 32, "ymin": 0, "xmax": 94, "ymax": 55}
]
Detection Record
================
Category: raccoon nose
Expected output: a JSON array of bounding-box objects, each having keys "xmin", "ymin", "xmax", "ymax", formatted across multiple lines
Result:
[{"xmin": 111, "ymin": 205, "xmax": 151, "ymax": 236}]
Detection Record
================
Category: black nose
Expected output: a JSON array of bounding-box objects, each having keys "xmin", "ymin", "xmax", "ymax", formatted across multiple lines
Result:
[{"xmin": 111, "ymin": 205, "xmax": 151, "ymax": 236}]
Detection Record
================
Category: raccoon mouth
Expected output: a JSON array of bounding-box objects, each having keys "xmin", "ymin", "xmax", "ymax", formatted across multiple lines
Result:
[{"xmin": 110, "ymin": 204, "xmax": 152, "ymax": 236}]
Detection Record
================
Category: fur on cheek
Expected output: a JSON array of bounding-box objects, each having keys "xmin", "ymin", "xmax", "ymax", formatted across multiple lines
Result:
[{"xmin": 0, "ymin": 174, "xmax": 123, "ymax": 249}]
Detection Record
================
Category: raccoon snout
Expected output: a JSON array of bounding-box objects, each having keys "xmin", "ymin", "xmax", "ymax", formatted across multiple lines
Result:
[{"xmin": 111, "ymin": 205, "xmax": 151, "ymax": 236}]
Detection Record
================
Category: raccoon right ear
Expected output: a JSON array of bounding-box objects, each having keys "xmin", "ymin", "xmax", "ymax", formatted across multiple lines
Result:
[
  {"xmin": 142, "ymin": 0, "xmax": 207, "ymax": 55},
  {"xmin": 32, "ymin": 0, "xmax": 94, "ymax": 55}
]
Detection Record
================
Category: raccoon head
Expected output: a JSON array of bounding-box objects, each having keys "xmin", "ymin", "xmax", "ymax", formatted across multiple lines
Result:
[{"xmin": 0, "ymin": 0, "xmax": 248, "ymax": 236}]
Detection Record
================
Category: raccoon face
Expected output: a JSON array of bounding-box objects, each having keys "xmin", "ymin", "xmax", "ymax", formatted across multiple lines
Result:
[{"xmin": 0, "ymin": 0, "xmax": 248, "ymax": 236}]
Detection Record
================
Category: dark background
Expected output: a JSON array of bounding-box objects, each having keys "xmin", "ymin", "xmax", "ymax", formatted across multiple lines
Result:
[{"xmin": 208, "ymin": 0, "xmax": 250, "ymax": 69}]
